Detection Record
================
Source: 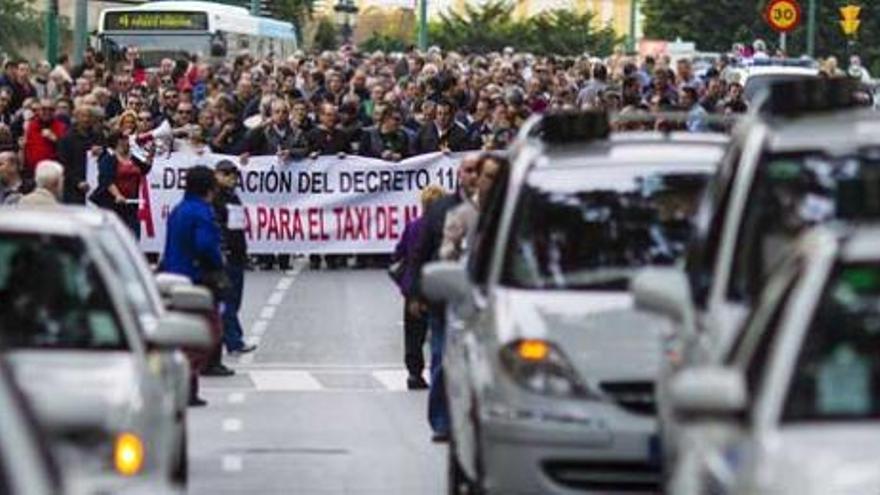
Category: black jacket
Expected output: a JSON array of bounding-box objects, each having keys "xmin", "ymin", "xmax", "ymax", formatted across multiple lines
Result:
[
  {"xmin": 305, "ymin": 126, "xmax": 350, "ymax": 155},
  {"xmin": 248, "ymin": 124, "xmax": 309, "ymax": 160},
  {"xmin": 57, "ymin": 127, "xmax": 104, "ymax": 204},
  {"xmin": 213, "ymin": 188, "xmax": 248, "ymax": 266},
  {"xmin": 412, "ymin": 192, "xmax": 463, "ymax": 299},
  {"xmin": 413, "ymin": 121, "xmax": 471, "ymax": 155},
  {"xmin": 359, "ymin": 127, "xmax": 410, "ymax": 159}
]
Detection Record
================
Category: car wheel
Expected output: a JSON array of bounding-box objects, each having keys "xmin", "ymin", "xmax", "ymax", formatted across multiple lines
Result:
[{"xmin": 171, "ymin": 421, "xmax": 188, "ymax": 486}]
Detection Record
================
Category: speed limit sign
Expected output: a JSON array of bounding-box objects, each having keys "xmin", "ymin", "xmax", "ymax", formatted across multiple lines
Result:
[{"xmin": 765, "ymin": 0, "xmax": 802, "ymax": 32}]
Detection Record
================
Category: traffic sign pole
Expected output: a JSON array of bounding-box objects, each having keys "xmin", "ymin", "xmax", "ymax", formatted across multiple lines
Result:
[{"xmin": 806, "ymin": 0, "xmax": 816, "ymax": 57}]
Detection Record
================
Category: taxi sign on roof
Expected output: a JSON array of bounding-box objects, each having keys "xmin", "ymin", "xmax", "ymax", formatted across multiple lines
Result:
[{"xmin": 765, "ymin": 0, "xmax": 802, "ymax": 33}]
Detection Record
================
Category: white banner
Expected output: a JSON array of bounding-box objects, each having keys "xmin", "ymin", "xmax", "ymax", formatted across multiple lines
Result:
[{"xmin": 87, "ymin": 151, "xmax": 464, "ymax": 254}]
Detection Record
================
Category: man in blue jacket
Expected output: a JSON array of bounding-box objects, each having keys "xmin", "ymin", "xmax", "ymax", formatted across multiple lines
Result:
[{"xmin": 161, "ymin": 165, "xmax": 231, "ymax": 405}]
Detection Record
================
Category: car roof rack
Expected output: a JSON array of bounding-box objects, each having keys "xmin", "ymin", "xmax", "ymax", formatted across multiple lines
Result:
[{"xmin": 758, "ymin": 77, "xmax": 862, "ymax": 117}]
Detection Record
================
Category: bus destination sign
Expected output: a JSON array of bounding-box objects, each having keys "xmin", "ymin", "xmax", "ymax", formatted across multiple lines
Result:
[{"xmin": 104, "ymin": 11, "xmax": 209, "ymax": 31}]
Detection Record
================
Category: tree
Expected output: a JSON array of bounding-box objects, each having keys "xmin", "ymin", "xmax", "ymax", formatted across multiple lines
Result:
[
  {"xmin": 642, "ymin": 0, "xmax": 880, "ymax": 75},
  {"xmin": 313, "ymin": 18, "xmax": 339, "ymax": 52},
  {"xmin": 0, "ymin": 0, "xmax": 43, "ymax": 58},
  {"xmin": 359, "ymin": 32, "xmax": 407, "ymax": 53},
  {"xmin": 427, "ymin": 1, "xmax": 621, "ymax": 56},
  {"xmin": 273, "ymin": 0, "xmax": 317, "ymax": 46}
]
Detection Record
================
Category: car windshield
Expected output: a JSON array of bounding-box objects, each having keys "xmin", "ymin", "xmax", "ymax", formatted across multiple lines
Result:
[
  {"xmin": 729, "ymin": 153, "xmax": 880, "ymax": 302},
  {"xmin": 503, "ymin": 165, "xmax": 711, "ymax": 290},
  {"xmin": 784, "ymin": 264, "xmax": 880, "ymax": 422},
  {"xmin": 0, "ymin": 234, "xmax": 127, "ymax": 350}
]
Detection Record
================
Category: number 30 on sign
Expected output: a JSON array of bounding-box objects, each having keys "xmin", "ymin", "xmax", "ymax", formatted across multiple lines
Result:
[{"xmin": 766, "ymin": 0, "xmax": 802, "ymax": 32}]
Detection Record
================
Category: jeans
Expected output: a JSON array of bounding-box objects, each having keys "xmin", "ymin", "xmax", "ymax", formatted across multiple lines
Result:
[
  {"xmin": 403, "ymin": 298, "xmax": 428, "ymax": 377},
  {"xmin": 428, "ymin": 310, "xmax": 450, "ymax": 435},
  {"xmin": 221, "ymin": 263, "xmax": 246, "ymax": 352}
]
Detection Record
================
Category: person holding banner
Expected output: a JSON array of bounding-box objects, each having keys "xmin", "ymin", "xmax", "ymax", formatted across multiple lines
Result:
[
  {"xmin": 359, "ymin": 106, "xmax": 411, "ymax": 162},
  {"xmin": 94, "ymin": 131, "xmax": 153, "ymax": 238},
  {"xmin": 414, "ymin": 99, "xmax": 471, "ymax": 155}
]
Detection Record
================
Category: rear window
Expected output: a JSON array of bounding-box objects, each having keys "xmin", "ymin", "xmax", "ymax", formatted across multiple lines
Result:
[{"xmin": 0, "ymin": 234, "xmax": 127, "ymax": 350}]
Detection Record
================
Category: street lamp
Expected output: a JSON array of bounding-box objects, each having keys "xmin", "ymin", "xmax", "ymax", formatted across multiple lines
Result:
[{"xmin": 333, "ymin": 0, "xmax": 359, "ymax": 46}]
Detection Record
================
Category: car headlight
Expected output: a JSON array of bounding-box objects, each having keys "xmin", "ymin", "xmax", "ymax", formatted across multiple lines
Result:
[
  {"xmin": 499, "ymin": 339, "xmax": 594, "ymax": 399},
  {"xmin": 113, "ymin": 432, "xmax": 145, "ymax": 476}
]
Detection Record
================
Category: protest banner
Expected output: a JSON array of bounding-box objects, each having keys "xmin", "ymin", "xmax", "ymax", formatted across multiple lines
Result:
[{"xmin": 87, "ymin": 150, "xmax": 464, "ymax": 254}]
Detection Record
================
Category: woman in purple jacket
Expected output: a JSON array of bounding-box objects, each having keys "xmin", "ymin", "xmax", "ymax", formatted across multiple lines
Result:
[{"xmin": 393, "ymin": 184, "xmax": 445, "ymax": 390}]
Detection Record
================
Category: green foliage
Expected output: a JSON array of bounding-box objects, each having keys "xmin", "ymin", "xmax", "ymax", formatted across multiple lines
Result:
[
  {"xmin": 313, "ymin": 18, "xmax": 339, "ymax": 52},
  {"xmin": 273, "ymin": 0, "xmax": 317, "ymax": 45},
  {"xmin": 428, "ymin": 0, "xmax": 621, "ymax": 56},
  {"xmin": 0, "ymin": 0, "xmax": 43, "ymax": 58},
  {"xmin": 359, "ymin": 32, "xmax": 408, "ymax": 53},
  {"xmin": 642, "ymin": 0, "xmax": 880, "ymax": 74}
]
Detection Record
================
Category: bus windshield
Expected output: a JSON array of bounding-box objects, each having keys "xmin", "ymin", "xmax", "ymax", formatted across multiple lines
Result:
[{"xmin": 101, "ymin": 33, "xmax": 211, "ymax": 67}]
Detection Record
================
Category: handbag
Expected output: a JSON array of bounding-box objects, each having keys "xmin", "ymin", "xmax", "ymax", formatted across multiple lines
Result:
[{"xmin": 387, "ymin": 259, "xmax": 405, "ymax": 286}]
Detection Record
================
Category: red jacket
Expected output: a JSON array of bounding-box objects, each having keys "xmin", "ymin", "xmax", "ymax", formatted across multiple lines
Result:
[{"xmin": 24, "ymin": 118, "xmax": 67, "ymax": 172}]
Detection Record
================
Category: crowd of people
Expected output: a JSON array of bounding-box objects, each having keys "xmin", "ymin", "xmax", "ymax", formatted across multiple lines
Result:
[{"xmin": 0, "ymin": 42, "xmax": 780, "ymax": 216}]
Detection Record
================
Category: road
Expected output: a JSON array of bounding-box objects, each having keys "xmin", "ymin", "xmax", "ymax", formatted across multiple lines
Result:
[{"xmin": 187, "ymin": 261, "xmax": 446, "ymax": 495}]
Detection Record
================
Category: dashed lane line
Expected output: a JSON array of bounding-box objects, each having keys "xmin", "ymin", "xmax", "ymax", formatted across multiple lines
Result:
[{"xmin": 222, "ymin": 418, "xmax": 243, "ymax": 432}]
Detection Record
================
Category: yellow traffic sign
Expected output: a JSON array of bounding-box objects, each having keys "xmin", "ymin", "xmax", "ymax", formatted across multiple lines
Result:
[{"xmin": 840, "ymin": 5, "xmax": 861, "ymax": 36}]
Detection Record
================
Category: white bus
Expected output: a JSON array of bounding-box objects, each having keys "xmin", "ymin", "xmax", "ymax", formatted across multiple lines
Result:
[{"xmin": 97, "ymin": 1, "xmax": 298, "ymax": 67}]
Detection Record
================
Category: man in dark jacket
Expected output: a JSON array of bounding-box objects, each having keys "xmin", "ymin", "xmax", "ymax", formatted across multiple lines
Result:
[
  {"xmin": 160, "ymin": 165, "xmax": 230, "ymax": 404},
  {"xmin": 213, "ymin": 160, "xmax": 255, "ymax": 355},
  {"xmin": 411, "ymin": 154, "xmax": 480, "ymax": 442},
  {"xmin": 413, "ymin": 99, "xmax": 471, "ymax": 155},
  {"xmin": 248, "ymin": 99, "xmax": 308, "ymax": 160},
  {"xmin": 306, "ymin": 103, "xmax": 350, "ymax": 156},
  {"xmin": 57, "ymin": 106, "xmax": 102, "ymax": 204},
  {"xmin": 359, "ymin": 107, "xmax": 410, "ymax": 161},
  {"xmin": 211, "ymin": 95, "xmax": 249, "ymax": 155}
]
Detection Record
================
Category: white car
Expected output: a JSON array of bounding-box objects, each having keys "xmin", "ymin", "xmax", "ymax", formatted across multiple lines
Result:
[
  {"xmin": 724, "ymin": 62, "xmax": 819, "ymax": 103},
  {"xmin": 661, "ymin": 225, "xmax": 880, "ymax": 495},
  {"xmin": 424, "ymin": 111, "xmax": 725, "ymax": 494},
  {"xmin": 0, "ymin": 207, "xmax": 210, "ymax": 491},
  {"xmin": 633, "ymin": 83, "xmax": 880, "ymax": 473}
]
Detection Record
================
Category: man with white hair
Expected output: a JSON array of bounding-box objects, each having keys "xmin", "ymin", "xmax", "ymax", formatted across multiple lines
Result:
[{"xmin": 19, "ymin": 160, "xmax": 63, "ymax": 206}]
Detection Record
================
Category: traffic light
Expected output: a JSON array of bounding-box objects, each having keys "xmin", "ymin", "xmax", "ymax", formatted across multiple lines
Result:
[{"xmin": 840, "ymin": 5, "xmax": 861, "ymax": 36}]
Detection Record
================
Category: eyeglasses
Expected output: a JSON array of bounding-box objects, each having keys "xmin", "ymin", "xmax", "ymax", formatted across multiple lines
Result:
[{"xmin": 178, "ymin": 109, "xmax": 192, "ymax": 115}]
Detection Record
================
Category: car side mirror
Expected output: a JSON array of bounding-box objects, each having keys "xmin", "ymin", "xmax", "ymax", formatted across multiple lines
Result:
[
  {"xmin": 168, "ymin": 284, "xmax": 214, "ymax": 314},
  {"xmin": 155, "ymin": 272, "xmax": 193, "ymax": 300},
  {"xmin": 670, "ymin": 366, "xmax": 746, "ymax": 422},
  {"xmin": 632, "ymin": 267, "xmax": 697, "ymax": 338},
  {"xmin": 147, "ymin": 312, "xmax": 213, "ymax": 350},
  {"xmin": 421, "ymin": 261, "xmax": 470, "ymax": 304}
]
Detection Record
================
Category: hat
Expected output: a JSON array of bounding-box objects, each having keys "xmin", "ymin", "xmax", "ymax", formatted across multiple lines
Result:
[{"xmin": 215, "ymin": 159, "xmax": 239, "ymax": 174}]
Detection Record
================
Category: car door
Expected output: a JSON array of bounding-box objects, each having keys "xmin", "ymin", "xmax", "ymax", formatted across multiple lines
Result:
[{"xmin": 696, "ymin": 258, "xmax": 805, "ymax": 495}]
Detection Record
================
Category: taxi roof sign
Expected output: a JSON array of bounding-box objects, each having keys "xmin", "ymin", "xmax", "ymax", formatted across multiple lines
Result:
[
  {"xmin": 536, "ymin": 111, "xmax": 610, "ymax": 145},
  {"xmin": 765, "ymin": 0, "xmax": 802, "ymax": 33}
]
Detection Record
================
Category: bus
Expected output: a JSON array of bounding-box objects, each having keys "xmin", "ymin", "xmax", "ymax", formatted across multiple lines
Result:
[{"xmin": 97, "ymin": 1, "xmax": 298, "ymax": 68}]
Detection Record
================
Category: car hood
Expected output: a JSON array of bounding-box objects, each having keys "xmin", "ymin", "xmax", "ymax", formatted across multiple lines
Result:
[
  {"xmin": 494, "ymin": 288, "xmax": 665, "ymax": 383},
  {"xmin": 742, "ymin": 425, "xmax": 880, "ymax": 494},
  {"xmin": 6, "ymin": 350, "xmax": 142, "ymax": 433}
]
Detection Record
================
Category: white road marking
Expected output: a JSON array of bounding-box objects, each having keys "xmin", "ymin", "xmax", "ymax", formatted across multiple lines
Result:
[
  {"xmin": 266, "ymin": 290, "xmax": 285, "ymax": 306},
  {"xmin": 222, "ymin": 455, "xmax": 243, "ymax": 472},
  {"xmin": 251, "ymin": 319, "xmax": 269, "ymax": 336},
  {"xmin": 371, "ymin": 370, "xmax": 411, "ymax": 392},
  {"xmin": 222, "ymin": 418, "xmax": 243, "ymax": 432},
  {"xmin": 249, "ymin": 370, "xmax": 323, "ymax": 391},
  {"xmin": 227, "ymin": 392, "xmax": 246, "ymax": 404},
  {"xmin": 276, "ymin": 277, "xmax": 294, "ymax": 291},
  {"xmin": 259, "ymin": 306, "xmax": 277, "ymax": 320}
]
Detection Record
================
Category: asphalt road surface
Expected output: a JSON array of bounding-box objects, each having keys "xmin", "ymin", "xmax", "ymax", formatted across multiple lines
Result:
[{"xmin": 188, "ymin": 260, "xmax": 446, "ymax": 495}]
